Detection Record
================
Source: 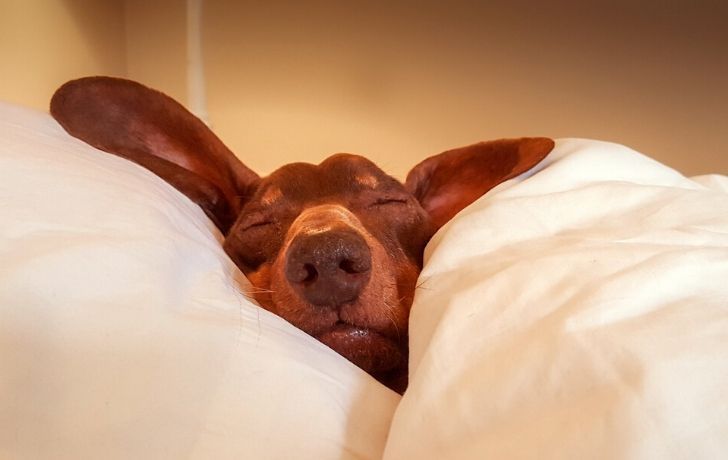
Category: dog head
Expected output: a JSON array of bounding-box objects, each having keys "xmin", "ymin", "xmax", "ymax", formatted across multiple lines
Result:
[{"xmin": 51, "ymin": 77, "xmax": 554, "ymax": 392}]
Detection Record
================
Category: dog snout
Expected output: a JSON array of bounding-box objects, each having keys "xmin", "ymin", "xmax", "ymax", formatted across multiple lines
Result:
[{"xmin": 285, "ymin": 229, "xmax": 372, "ymax": 307}]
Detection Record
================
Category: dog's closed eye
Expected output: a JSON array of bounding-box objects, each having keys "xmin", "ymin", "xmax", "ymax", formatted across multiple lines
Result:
[
  {"xmin": 370, "ymin": 197, "xmax": 408, "ymax": 207},
  {"xmin": 239, "ymin": 212, "xmax": 275, "ymax": 231},
  {"xmin": 242, "ymin": 220, "xmax": 273, "ymax": 231}
]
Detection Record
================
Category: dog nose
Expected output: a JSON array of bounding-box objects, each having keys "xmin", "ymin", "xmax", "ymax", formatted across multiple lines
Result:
[{"xmin": 285, "ymin": 229, "xmax": 372, "ymax": 307}]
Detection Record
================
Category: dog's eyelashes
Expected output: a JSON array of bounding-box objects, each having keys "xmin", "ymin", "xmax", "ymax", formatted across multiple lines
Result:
[
  {"xmin": 370, "ymin": 197, "xmax": 408, "ymax": 207},
  {"xmin": 241, "ymin": 220, "xmax": 273, "ymax": 231}
]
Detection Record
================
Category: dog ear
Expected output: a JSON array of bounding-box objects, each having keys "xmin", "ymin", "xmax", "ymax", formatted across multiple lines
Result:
[
  {"xmin": 50, "ymin": 76, "xmax": 259, "ymax": 233},
  {"xmin": 405, "ymin": 137, "xmax": 554, "ymax": 229}
]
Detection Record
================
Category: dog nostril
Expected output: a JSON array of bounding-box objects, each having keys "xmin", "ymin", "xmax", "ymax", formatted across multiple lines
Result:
[
  {"xmin": 288, "ymin": 262, "xmax": 318, "ymax": 284},
  {"xmin": 339, "ymin": 258, "xmax": 369, "ymax": 274},
  {"xmin": 339, "ymin": 259, "xmax": 356, "ymax": 274},
  {"xmin": 302, "ymin": 263, "xmax": 318, "ymax": 284},
  {"xmin": 285, "ymin": 229, "xmax": 372, "ymax": 307}
]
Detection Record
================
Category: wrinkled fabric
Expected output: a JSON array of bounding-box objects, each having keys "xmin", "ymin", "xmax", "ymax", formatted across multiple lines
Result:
[
  {"xmin": 4, "ymin": 100, "xmax": 728, "ymax": 460},
  {"xmin": 385, "ymin": 139, "xmax": 728, "ymax": 459},
  {"xmin": 0, "ymin": 102, "xmax": 398, "ymax": 460}
]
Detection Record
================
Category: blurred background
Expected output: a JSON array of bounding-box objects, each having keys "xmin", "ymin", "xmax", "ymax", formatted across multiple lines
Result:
[{"xmin": 1, "ymin": 0, "xmax": 726, "ymax": 178}]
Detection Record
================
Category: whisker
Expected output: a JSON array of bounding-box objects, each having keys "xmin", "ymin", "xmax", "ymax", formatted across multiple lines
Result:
[
  {"xmin": 237, "ymin": 286, "xmax": 276, "ymax": 304},
  {"xmin": 382, "ymin": 299, "xmax": 401, "ymax": 341},
  {"xmin": 244, "ymin": 287, "xmax": 276, "ymax": 294}
]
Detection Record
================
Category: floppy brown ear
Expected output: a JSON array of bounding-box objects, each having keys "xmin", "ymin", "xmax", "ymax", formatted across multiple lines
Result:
[
  {"xmin": 50, "ymin": 76, "xmax": 259, "ymax": 233},
  {"xmin": 405, "ymin": 137, "xmax": 554, "ymax": 229}
]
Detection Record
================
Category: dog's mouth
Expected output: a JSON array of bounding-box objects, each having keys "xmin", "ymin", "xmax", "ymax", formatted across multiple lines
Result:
[{"xmin": 315, "ymin": 322, "xmax": 405, "ymax": 375}]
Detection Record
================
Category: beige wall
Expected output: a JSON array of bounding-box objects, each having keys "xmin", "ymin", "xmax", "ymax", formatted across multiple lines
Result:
[
  {"xmin": 1, "ymin": 1, "xmax": 726, "ymax": 177},
  {"xmin": 0, "ymin": 0, "xmax": 126, "ymax": 110},
  {"xmin": 203, "ymin": 1, "xmax": 728, "ymax": 178},
  {"xmin": 124, "ymin": 0, "xmax": 188, "ymax": 104},
  {"xmin": 0, "ymin": 0, "xmax": 186, "ymax": 109}
]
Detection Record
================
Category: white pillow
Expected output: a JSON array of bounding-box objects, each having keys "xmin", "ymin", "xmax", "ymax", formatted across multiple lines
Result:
[
  {"xmin": 384, "ymin": 139, "xmax": 728, "ymax": 458},
  {"xmin": 0, "ymin": 102, "xmax": 399, "ymax": 459}
]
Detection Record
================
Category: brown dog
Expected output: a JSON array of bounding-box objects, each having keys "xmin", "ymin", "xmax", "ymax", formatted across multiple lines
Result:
[{"xmin": 50, "ymin": 77, "xmax": 553, "ymax": 393}]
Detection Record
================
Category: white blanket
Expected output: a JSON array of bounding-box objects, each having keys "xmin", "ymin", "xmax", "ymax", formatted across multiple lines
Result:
[
  {"xmin": 2, "ymin": 102, "xmax": 728, "ymax": 459},
  {"xmin": 385, "ymin": 139, "xmax": 728, "ymax": 459}
]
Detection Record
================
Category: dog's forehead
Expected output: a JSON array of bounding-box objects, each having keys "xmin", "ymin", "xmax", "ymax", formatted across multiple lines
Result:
[{"xmin": 258, "ymin": 153, "xmax": 402, "ymax": 202}]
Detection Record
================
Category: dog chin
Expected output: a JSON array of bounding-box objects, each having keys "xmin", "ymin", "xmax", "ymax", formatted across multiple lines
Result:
[{"xmin": 316, "ymin": 323, "xmax": 404, "ymax": 375}]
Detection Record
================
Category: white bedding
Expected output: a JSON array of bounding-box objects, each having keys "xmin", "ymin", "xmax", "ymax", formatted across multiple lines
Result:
[
  {"xmin": 385, "ymin": 139, "xmax": 728, "ymax": 459},
  {"xmin": 0, "ymin": 103, "xmax": 398, "ymax": 459},
  {"xmin": 2, "ymin": 102, "xmax": 727, "ymax": 459}
]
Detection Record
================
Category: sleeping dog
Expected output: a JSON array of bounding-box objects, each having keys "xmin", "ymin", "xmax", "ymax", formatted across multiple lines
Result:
[{"xmin": 50, "ymin": 77, "xmax": 553, "ymax": 393}]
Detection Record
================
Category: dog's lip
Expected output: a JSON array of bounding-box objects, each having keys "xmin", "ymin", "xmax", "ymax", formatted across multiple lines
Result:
[
  {"xmin": 331, "ymin": 321, "xmax": 367, "ymax": 333},
  {"xmin": 323, "ymin": 319, "xmax": 400, "ymax": 342},
  {"xmin": 314, "ymin": 320, "xmax": 379, "ymax": 340},
  {"xmin": 315, "ymin": 322, "xmax": 404, "ymax": 374}
]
